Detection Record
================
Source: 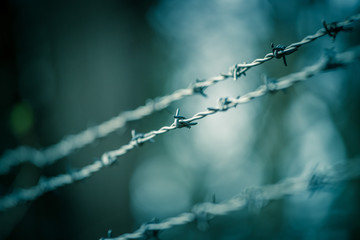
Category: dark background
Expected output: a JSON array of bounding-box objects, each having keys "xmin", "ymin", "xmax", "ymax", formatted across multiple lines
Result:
[{"xmin": 1, "ymin": 0, "xmax": 360, "ymax": 239}]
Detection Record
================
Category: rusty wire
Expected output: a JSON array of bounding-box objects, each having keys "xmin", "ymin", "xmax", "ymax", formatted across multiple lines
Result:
[
  {"xmin": 0, "ymin": 46, "xmax": 359, "ymax": 212},
  {"xmin": 0, "ymin": 14, "xmax": 359, "ymax": 176},
  {"xmin": 100, "ymin": 158, "xmax": 360, "ymax": 240}
]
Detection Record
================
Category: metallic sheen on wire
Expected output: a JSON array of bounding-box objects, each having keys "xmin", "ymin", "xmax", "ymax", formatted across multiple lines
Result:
[
  {"xmin": 0, "ymin": 46, "xmax": 359, "ymax": 212},
  {"xmin": 0, "ymin": 13, "xmax": 359, "ymax": 175},
  {"xmin": 101, "ymin": 159, "xmax": 360, "ymax": 240}
]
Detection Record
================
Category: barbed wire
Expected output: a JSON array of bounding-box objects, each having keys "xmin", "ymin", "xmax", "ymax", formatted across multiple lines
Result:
[
  {"xmin": 0, "ymin": 46, "xmax": 359, "ymax": 212},
  {"xmin": 0, "ymin": 13, "xmax": 359, "ymax": 175},
  {"xmin": 100, "ymin": 158, "xmax": 360, "ymax": 240}
]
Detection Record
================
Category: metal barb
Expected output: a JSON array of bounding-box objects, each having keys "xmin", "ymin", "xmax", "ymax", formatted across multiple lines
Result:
[
  {"xmin": 323, "ymin": 47, "xmax": 346, "ymax": 70},
  {"xmin": 103, "ymin": 158, "xmax": 360, "ymax": 240},
  {"xmin": 131, "ymin": 130, "xmax": 145, "ymax": 147},
  {"xmin": 1, "ymin": 16, "xmax": 360, "ymax": 214},
  {"xmin": 263, "ymin": 74, "xmax": 278, "ymax": 93},
  {"xmin": 271, "ymin": 43, "xmax": 288, "ymax": 66},
  {"xmin": 207, "ymin": 107, "xmax": 219, "ymax": 112},
  {"xmin": 144, "ymin": 218, "xmax": 161, "ymax": 240},
  {"xmin": 233, "ymin": 65, "xmax": 238, "ymax": 80},
  {"xmin": 218, "ymin": 97, "xmax": 232, "ymax": 110},
  {"xmin": 173, "ymin": 108, "xmax": 197, "ymax": 129},
  {"xmin": 193, "ymin": 206, "xmax": 214, "ymax": 232},
  {"xmin": 308, "ymin": 166, "xmax": 330, "ymax": 196},
  {"xmin": 1, "ymin": 47, "xmax": 360, "ymax": 212},
  {"xmin": 1, "ymin": 14, "xmax": 359, "ymax": 176},
  {"xmin": 101, "ymin": 153, "xmax": 117, "ymax": 166},
  {"xmin": 231, "ymin": 63, "xmax": 247, "ymax": 80},
  {"xmin": 322, "ymin": 20, "xmax": 352, "ymax": 40},
  {"xmin": 193, "ymin": 80, "xmax": 208, "ymax": 97}
]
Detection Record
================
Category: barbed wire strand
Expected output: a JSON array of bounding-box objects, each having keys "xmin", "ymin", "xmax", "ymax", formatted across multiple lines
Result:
[
  {"xmin": 0, "ymin": 13, "xmax": 359, "ymax": 175},
  {"xmin": 0, "ymin": 46, "xmax": 359, "ymax": 212},
  {"xmin": 100, "ymin": 158, "xmax": 360, "ymax": 240}
]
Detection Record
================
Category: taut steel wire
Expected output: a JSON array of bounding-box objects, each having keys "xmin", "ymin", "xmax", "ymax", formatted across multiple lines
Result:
[
  {"xmin": 0, "ymin": 45, "xmax": 359, "ymax": 212},
  {"xmin": 101, "ymin": 158, "xmax": 360, "ymax": 240},
  {"xmin": 0, "ymin": 13, "xmax": 359, "ymax": 175}
]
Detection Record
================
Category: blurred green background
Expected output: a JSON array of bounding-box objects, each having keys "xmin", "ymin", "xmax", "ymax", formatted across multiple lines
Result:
[{"xmin": 1, "ymin": 0, "xmax": 360, "ymax": 239}]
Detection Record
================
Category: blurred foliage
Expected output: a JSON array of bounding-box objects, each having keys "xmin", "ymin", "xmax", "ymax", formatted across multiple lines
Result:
[{"xmin": 9, "ymin": 102, "xmax": 33, "ymax": 137}]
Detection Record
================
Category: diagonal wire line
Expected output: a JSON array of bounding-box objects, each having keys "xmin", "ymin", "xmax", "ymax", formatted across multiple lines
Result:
[
  {"xmin": 0, "ymin": 46, "xmax": 359, "ymax": 212},
  {"xmin": 101, "ymin": 158, "xmax": 360, "ymax": 240},
  {"xmin": 0, "ymin": 13, "xmax": 359, "ymax": 175}
]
